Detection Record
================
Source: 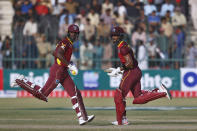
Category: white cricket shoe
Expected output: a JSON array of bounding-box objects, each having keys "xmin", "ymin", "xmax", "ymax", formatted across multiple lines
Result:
[
  {"xmin": 10, "ymin": 75, "xmax": 25, "ymax": 87},
  {"xmin": 79, "ymin": 115, "xmax": 95, "ymax": 125},
  {"xmin": 111, "ymin": 118, "xmax": 130, "ymax": 125},
  {"xmin": 159, "ymin": 83, "xmax": 172, "ymax": 100}
]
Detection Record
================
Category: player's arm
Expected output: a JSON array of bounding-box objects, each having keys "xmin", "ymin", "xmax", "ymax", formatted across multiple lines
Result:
[
  {"xmin": 123, "ymin": 54, "xmax": 133, "ymax": 69},
  {"xmin": 54, "ymin": 47, "xmax": 69, "ymax": 67},
  {"xmin": 121, "ymin": 45, "xmax": 134, "ymax": 70}
]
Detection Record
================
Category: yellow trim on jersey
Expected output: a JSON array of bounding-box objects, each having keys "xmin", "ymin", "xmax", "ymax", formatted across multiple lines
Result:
[
  {"xmin": 117, "ymin": 41, "xmax": 124, "ymax": 48},
  {"xmin": 120, "ymin": 70, "xmax": 130, "ymax": 88},
  {"xmin": 67, "ymin": 37, "xmax": 73, "ymax": 45},
  {"xmin": 56, "ymin": 37, "xmax": 72, "ymax": 66},
  {"xmin": 57, "ymin": 58, "xmax": 61, "ymax": 65}
]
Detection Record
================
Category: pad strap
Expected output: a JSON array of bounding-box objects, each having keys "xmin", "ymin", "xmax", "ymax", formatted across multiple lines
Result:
[
  {"xmin": 71, "ymin": 96, "xmax": 77, "ymax": 99},
  {"xmin": 72, "ymin": 103, "xmax": 79, "ymax": 109},
  {"xmin": 77, "ymin": 112, "xmax": 82, "ymax": 117}
]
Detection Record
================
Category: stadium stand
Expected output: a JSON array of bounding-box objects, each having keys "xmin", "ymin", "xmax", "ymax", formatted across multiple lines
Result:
[
  {"xmin": 0, "ymin": 0, "xmax": 14, "ymax": 38},
  {"xmin": 0, "ymin": 0, "xmax": 196, "ymax": 70}
]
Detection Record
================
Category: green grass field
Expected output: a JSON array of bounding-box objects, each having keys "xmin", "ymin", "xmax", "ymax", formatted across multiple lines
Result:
[{"xmin": 1, "ymin": 97, "xmax": 197, "ymax": 131}]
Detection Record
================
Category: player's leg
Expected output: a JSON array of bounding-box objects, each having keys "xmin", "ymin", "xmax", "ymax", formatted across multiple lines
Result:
[
  {"xmin": 124, "ymin": 67, "xmax": 167, "ymax": 104},
  {"xmin": 40, "ymin": 65, "xmax": 65, "ymax": 97},
  {"xmin": 132, "ymin": 81, "xmax": 167, "ymax": 104},
  {"xmin": 112, "ymin": 67, "xmax": 144, "ymax": 125},
  {"xmin": 113, "ymin": 70, "xmax": 134, "ymax": 125},
  {"xmin": 14, "ymin": 75, "xmax": 48, "ymax": 102},
  {"xmin": 40, "ymin": 76, "xmax": 58, "ymax": 97},
  {"xmin": 13, "ymin": 64, "xmax": 59, "ymax": 102},
  {"xmin": 61, "ymin": 73, "xmax": 94, "ymax": 125},
  {"xmin": 128, "ymin": 67, "xmax": 143, "ymax": 97},
  {"xmin": 113, "ymin": 88, "xmax": 128, "ymax": 125}
]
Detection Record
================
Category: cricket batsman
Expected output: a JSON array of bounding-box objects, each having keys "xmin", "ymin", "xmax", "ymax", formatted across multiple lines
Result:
[
  {"xmin": 11, "ymin": 24, "xmax": 95, "ymax": 125},
  {"xmin": 107, "ymin": 26, "xmax": 172, "ymax": 125}
]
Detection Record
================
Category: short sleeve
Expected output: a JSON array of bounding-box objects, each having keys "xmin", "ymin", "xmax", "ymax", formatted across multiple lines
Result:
[{"xmin": 120, "ymin": 45, "xmax": 130, "ymax": 56}]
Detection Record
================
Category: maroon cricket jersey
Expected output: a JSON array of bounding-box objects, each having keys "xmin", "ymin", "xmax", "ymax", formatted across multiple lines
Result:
[
  {"xmin": 117, "ymin": 41, "xmax": 138, "ymax": 69},
  {"xmin": 54, "ymin": 37, "xmax": 73, "ymax": 67}
]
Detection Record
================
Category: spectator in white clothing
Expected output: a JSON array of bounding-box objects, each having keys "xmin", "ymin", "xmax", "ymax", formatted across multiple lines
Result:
[
  {"xmin": 79, "ymin": 39, "xmax": 94, "ymax": 70},
  {"xmin": 144, "ymin": 0, "xmax": 157, "ymax": 16},
  {"xmin": 102, "ymin": 0, "xmax": 114, "ymax": 15},
  {"xmin": 131, "ymin": 27, "xmax": 147, "ymax": 55},
  {"xmin": 50, "ymin": 0, "xmax": 66, "ymax": 6},
  {"xmin": 100, "ymin": 8, "xmax": 113, "ymax": 25},
  {"xmin": 186, "ymin": 42, "xmax": 197, "ymax": 68},
  {"xmin": 146, "ymin": 38, "xmax": 157, "ymax": 68},
  {"xmin": 137, "ymin": 40, "xmax": 148, "ymax": 70},
  {"xmin": 189, "ymin": 0, "xmax": 197, "ymax": 30},
  {"xmin": 160, "ymin": 0, "xmax": 174, "ymax": 17},
  {"xmin": 51, "ymin": 0, "xmax": 63, "ymax": 15},
  {"xmin": 23, "ymin": 17, "xmax": 37, "ymax": 36},
  {"xmin": 87, "ymin": 8, "xmax": 100, "ymax": 27},
  {"xmin": 114, "ymin": 1, "xmax": 127, "ymax": 18},
  {"xmin": 172, "ymin": 7, "xmax": 187, "ymax": 28}
]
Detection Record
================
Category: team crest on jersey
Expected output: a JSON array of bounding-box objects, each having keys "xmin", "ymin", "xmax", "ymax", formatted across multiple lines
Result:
[
  {"xmin": 61, "ymin": 42, "xmax": 66, "ymax": 49},
  {"xmin": 61, "ymin": 45, "xmax": 65, "ymax": 49}
]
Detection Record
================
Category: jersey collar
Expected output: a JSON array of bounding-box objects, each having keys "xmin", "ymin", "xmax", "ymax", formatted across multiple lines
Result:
[
  {"xmin": 117, "ymin": 41, "xmax": 124, "ymax": 48},
  {"xmin": 67, "ymin": 37, "xmax": 73, "ymax": 45}
]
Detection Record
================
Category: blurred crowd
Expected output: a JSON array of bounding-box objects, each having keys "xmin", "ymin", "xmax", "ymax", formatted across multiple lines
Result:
[{"xmin": 0, "ymin": 0, "xmax": 197, "ymax": 70}]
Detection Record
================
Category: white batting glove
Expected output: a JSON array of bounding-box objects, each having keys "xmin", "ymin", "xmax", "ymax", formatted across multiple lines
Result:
[
  {"xmin": 68, "ymin": 63, "xmax": 78, "ymax": 75},
  {"xmin": 107, "ymin": 67, "xmax": 122, "ymax": 77},
  {"xmin": 105, "ymin": 68, "xmax": 116, "ymax": 73}
]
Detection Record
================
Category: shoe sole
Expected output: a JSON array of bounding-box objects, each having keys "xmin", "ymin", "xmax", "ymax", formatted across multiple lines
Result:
[
  {"xmin": 10, "ymin": 75, "xmax": 25, "ymax": 87},
  {"xmin": 161, "ymin": 83, "xmax": 172, "ymax": 100},
  {"xmin": 80, "ymin": 115, "xmax": 95, "ymax": 125},
  {"xmin": 111, "ymin": 120, "xmax": 130, "ymax": 125},
  {"xmin": 111, "ymin": 122, "xmax": 118, "ymax": 125},
  {"xmin": 87, "ymin": 115, "xmax": 95, "ymax": 123},
  {"xmin": 10, "ymin": 82, "xmax": 17, "ymax": 87},
  {"xmin": 123, "ymin": 122, "xmax": 130, "ymax": 125},
  {"xmin": 111, "ymin": 122, "xmax": 130, "ymax": 125}
]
